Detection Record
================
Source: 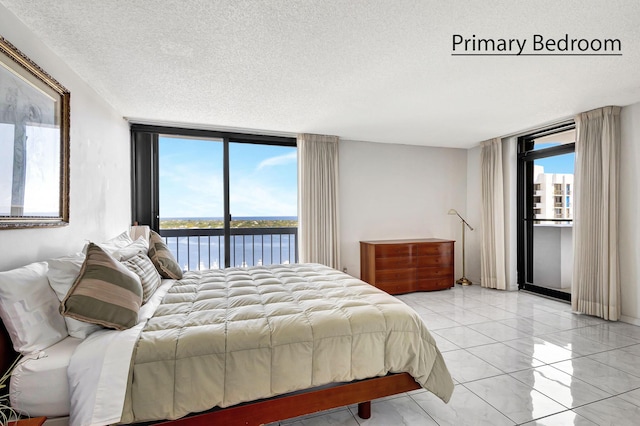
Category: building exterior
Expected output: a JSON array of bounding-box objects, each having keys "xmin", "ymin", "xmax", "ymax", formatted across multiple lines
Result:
[{"xmin": 533, "ymin": 165, "xmax": 574, "ymax": 224}]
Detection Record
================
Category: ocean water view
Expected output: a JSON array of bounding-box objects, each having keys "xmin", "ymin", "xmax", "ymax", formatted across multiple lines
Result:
[{"xmin": 159, "ymin": 216, "xmax": 298, "ymax": 270}]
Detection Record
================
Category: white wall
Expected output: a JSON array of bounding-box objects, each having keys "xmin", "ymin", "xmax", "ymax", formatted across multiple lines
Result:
[
  {"xmin": 339, "ymin": 139, "xmax": 468, "ymax": 280},
  {"xmin": 620, "ymin": 101, "xmax": 640, "ymax": 324},
  {"xmin": 0, "ymin": 6, "xmax": 131, "ymax": 271}
]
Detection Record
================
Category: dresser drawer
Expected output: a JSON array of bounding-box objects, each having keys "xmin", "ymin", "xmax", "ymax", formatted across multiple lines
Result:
[
  {"xmin": 416, "ymin": 266, "xmax": 454, "ymax": 279},
  {"xmin": 375, "ymin": 244, "xmax": 417, "ymax": 258},
  {"xmin": 416, "ymin": 277, "xmax": 454, "ymax": 291},
  {"xmin": 374, "ymin": 268, "xmax": 416, "ymax": 283},
  {"xmin": 374, "ymin": 256, "xmax": 418, "ymax": 270},
  {"xmin": 375, "ymin": 280, "xmax": 415, "ymax": 294},
  {"xmin": 418, "ymin": 254, "xmax": 453, "ymax": 267},
  {"xmin": 417, "ymin": 243, "xmax": 453, "ymax": 256}
]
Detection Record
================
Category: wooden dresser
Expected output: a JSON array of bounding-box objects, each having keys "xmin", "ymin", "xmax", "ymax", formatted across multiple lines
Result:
[{"xmin": 360, "ymin": 238, "xmax": 455, "ymax": 294}]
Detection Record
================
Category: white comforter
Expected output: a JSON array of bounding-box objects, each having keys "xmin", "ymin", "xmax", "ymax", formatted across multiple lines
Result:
[{"xmin": 67, "ymin": 264, "xmax": 453, "ymax": 426}]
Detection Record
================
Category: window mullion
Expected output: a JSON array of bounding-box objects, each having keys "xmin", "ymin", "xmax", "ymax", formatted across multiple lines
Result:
[{"xmin": 223, "ymin": 138, "xmax": 231, "ymax": 268}]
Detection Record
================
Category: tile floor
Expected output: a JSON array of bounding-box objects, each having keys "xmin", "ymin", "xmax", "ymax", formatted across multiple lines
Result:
[{"xmin": 270, "ymin": 285, "xmax": 640, "ymax": 425}]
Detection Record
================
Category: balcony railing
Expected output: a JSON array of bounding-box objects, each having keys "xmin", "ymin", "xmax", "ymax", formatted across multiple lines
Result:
[{"xmin": 160, "ymin": 227, "xmax": 298, "ymax": 271}]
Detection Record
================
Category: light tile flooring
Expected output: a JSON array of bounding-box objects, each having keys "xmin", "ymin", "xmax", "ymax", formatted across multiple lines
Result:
[{"xmin": 270, "ymin": 285, "xmax": 640, "ymax": 425}]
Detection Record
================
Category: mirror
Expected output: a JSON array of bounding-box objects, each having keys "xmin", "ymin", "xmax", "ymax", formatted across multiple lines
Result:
[{"xmin": 0, "ymin": 36, "xmax": 69, "ymax": 229}]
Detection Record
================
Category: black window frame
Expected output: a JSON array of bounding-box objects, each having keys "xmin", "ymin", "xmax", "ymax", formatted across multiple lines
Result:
[{"xmin": 130, "ymin": 124, "xmax": 296, "ymax": 268}]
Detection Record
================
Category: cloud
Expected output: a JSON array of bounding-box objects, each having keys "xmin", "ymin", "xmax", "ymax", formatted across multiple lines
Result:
[{"xmin": 256, "ymin": 151, "xmax": 297, "ymax": 170}]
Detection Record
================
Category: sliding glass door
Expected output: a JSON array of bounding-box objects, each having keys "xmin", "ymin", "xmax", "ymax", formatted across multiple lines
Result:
[
  {"xmin": 228, "ymin": 142, "xmax": 297, "ymax": 267},
  {"xmin": 517, "ymin": 125, "xmax": 575, "ymax": 301},
  {"xmin": 158, "ymin": 135, "xmax": 225, "ymax": 270}
]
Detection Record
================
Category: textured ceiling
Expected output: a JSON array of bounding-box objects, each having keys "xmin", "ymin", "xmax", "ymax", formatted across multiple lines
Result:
[{"xmin": 2, "ymin": 0, "xmax": 639, "ymax": 148}]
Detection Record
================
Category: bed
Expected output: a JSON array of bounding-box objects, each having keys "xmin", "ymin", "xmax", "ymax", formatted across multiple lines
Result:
[{"xmin": 0, "ymin": 233, "xmax": 453, "ymax": 426}]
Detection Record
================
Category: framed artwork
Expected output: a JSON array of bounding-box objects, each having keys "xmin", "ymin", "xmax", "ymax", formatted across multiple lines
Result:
[{"xmin": 0, "ymin": 36, "xmax": 70, "ymax": 229}]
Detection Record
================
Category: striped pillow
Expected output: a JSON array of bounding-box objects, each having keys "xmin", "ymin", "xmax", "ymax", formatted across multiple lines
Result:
[
  {"xmin": 148, "ymin": 231, "xmax": 183, "ymax": 280},
  {"xmin": 61, "ymin": 243, "xmax": 143, "ymax": 330},
  {"xmin": 122, "ymin": 252, "xmax": 161, "ymax": 303}
]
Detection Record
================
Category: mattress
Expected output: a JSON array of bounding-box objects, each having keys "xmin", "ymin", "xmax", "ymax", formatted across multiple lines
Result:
[{"xmin": 10, "ymin": 336, "xmax": 82, "ymax": 417}]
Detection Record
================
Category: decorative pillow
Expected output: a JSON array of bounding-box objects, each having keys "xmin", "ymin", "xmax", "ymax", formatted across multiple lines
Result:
[
  {"xmin": 113, "ymin": 237, "xmax": 149, "ymax": 261},
  {"xmin": 96, "ymin": 230, "xmax": 134, "ymax": 255},
  {"xmin": 47, "ymin": 254, "xmax": 102, "ymax": 338},
  {"xmin": 121, "ymin": 252, "xmax": 161, "ymax": 303},
  {"xmin": 148, "ymin": 231, "xmax": 183, "ymax": 280},
  {"xmin": 0, "ymin": 262, "xmax": 68, "ymax": 354},
  {"xmin": 61, "ymin": 243, "xmax": 143, "ymax": 330}
]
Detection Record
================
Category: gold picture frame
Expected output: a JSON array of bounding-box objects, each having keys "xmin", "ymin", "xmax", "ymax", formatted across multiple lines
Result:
[{"xmin": 0, "ymin": 36, "xmax": 70, "ymax": 229}]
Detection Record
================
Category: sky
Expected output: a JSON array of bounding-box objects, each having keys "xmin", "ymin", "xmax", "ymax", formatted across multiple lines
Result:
[
  {"xmin": 157, "ymin": 137, "xmax": 573, "ymax": 219},
  {"xmin": 536, "ymin": 152, "xmax": 575, "ymax": 174},
  {"xmin": 159, "ymin": 136, "xmax": 297, "ymax": 218},
  {"xmin": 533, "ymin": 142, "xmax": 575, "ymax": 174}
]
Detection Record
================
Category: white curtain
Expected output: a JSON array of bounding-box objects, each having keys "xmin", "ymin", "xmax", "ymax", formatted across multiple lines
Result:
[
  {"xmin": 480, "ymin": 138, "xmax": 507, "ymax": 289},
  {"xmin": 297, "ymin": 134, "xmax": 340, "ymax": 268},
  {"xmin": 572, "ymin": 106, "xmax": 621, "ymax": 320}
]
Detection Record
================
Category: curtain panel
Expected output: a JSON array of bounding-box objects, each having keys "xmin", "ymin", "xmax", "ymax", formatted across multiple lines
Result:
[
  {"xmin": 297, "ymin": 134, "xmax": 340, "ymax": 268},
  {"xmin": 480, "ymin": 138, "xmax": 507, "ymax": 289},
  {"xmin": 572, "ymin": 106, "xmax": 621, "ymax": 320}
]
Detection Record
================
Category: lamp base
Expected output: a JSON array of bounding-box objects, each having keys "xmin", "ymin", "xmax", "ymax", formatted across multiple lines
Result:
[{"xmin": 456, "ymin": 277, "xmax": 472, "ymax": 286}]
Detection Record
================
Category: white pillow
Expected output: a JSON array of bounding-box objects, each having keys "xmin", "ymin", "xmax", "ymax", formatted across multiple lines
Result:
[
  {"xmin": 113, "ymin": 237, "xmax": 149, "ymax": 261},
  {"xmin": 46, "ymin": 254, "xmax": 102, "ymax": 339},
  {"xmin": 0, "ymin": 262, "xmax": 68, "ymax": 354},
  {"xmin": 92, "ymin": 230, "xmax": 134, "ymax": 256}
]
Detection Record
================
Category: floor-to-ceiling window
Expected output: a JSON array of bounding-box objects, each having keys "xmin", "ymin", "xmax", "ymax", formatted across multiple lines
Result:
[
  {"xmin": 517, "ymin": 123, "xmax": 575, "ymax": 301},
  {"xmin": 131, "ymin": 125, "xmax": 297, "ymax": 270}
]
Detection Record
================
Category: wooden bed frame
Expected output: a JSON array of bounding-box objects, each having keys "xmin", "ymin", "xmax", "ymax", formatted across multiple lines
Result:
[
  {"xmin": 151, "ymin": 373, "xmax": 421, "ymax": 426},
  {"xmin": 1, "ymin": 321, "xmax": 422, "ymax": 425}
]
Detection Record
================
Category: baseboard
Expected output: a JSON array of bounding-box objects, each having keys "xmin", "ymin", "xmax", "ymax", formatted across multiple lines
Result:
[{"xmin": 620, "ymin": 315, "xmax": 640, "ymax": 326}]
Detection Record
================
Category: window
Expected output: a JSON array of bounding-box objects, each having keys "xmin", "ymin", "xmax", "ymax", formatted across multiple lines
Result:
[
  {"xmin": 566, "ymin": 183, "xmax": 571, "ymax": 195},
  {"xmin": 553, "ymin": 184, "xmax": 563, "ymax": 195},
  {"xmin": 131, "ymin": 125, "xmax": 297, "ymax": 269},
  {"xmin": 533, "ymin": 196, "xmax": 541, "ymax": 204}
]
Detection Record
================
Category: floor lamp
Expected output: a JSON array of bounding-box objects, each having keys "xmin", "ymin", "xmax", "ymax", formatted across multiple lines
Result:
[{"xmin": 448, "ymin": 209, "xmax": 473, "ymax": 286}]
